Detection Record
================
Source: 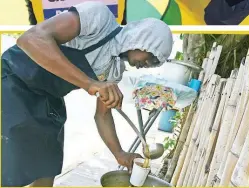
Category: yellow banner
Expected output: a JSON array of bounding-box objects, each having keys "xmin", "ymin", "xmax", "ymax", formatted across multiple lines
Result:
[
  {"xmin": 124, "ymin": 0, "xmax": 249, "ymax": 25},
  {"xmin": 2, "ymin": 0, "xmax": 248, "ymax": 25},
  {"xmin": 31, "ymin": 0, "xmax": 124, "ymax": 24}
]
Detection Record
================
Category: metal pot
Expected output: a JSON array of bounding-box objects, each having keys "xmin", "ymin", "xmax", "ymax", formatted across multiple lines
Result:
[
  {"xmin": 160, "ymin": 59, "xmax": 202, "ymax": 86},
  {"xmin": 100, "ymin": 170, "xmax": 171, "ymax": 187}
]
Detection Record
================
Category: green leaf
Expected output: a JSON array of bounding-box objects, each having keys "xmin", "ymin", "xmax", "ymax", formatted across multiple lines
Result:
[
  {"xmin": 164, "ymin": 137, "xmax": 169, "ymax": 142},
  {"xmin": 164, "ymin": 142, "xmax": 170, "ymax": 150},
  {"xmin": 180, "ymin": 34, "xmax": 183, "ymax": 40}
]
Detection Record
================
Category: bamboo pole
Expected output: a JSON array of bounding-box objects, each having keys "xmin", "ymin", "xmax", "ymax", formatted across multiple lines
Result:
[
  {"xmin": 204, "ymin": 45, "xmax": 223, "ymax": 83},
  {"xmin": 183, "ymin": 76, "xmax": 221, "ymax": 186},
  {"xmin": 219, "ymin": 53, "xmax": 249, "ymax": 185},
  {"xmin": 196, "ymin": 77, "xmax": 234, "ymax": 186},
  {"xmin": 172, "ymin": 52, "xmax": 216, "ymax": 186},
  {"xmin": 193, "ymin": 70, "xmax": 237, "ymax": 187},
  {"xmin": 208, "ymin": 45, "xmax": 223, "ymax": 80},
  {"xmin": 164, "ymin": 103, "xmax": 195, "ymax": 182},
  {"xmin": 203, "ymin": 42, "xmax": 217, "ymax": 82},
  {"xmin": 220, "ymin": 97, "xmax": 249, "ymax": 186},
  {"xmin": 173, "ymin": 92, "xmax": 205, "ymax": 186},
  {"xmin": 164, "ymin": 71, "xmax": 205, "ymax": 183},
  {"xmin": 177, "ymin": 75, "xmax": 220, "ymax": 186},
  {"xmin": 202, "ymin": 58, "xmax": 208, "ymax": 73},
  {"xmin": 218, "ymin": 57, "xmax": 249, "ymax": 186},
  {"xmin": 171, "ymin": 73, "xmax": 207, "ymax": 186},
  {"xmin": 185, "ymin": 77, "xmax": 223, "ymax": 186},
  {"xmin": 205, "ymin": 71, "xmax": 240, "ymax": 186},
  {"xmin": 230, "ymin": 129, "xmax": 249, "ymax": 187},
  {"xmin": 182, "ymin": 76, "xmax": 219, "ymax": 186},
  {"xmin": 170, "ymin": 107, "xmax": 198, "ymax": 186},
  {"xmin": 190, "ymin": 79, "xmax": 226, "ymax": 186},
  {"xmin": 182, "ymin": 138, "xmax": 199, "ymax": 186}
]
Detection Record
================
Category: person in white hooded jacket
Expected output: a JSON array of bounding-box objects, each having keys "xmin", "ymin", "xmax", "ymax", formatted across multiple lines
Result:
[{"xmin": 1, "ymin": 1, "xmax": 173, "ymax": 187}]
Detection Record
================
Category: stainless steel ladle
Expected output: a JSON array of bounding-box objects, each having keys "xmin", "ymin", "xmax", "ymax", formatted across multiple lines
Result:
[
  {"xmin": 96, "ymin": 93, "xmax": 164, "ymax": 160},
  {"xmin": 116, "ymin": 109, "xmax": 164, "ymax": 160}
]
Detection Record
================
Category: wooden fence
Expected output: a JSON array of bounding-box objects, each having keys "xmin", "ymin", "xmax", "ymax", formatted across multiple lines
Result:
[{"xmin": 163, "ymin": 43, "xmax": 249, "ymax": 187}]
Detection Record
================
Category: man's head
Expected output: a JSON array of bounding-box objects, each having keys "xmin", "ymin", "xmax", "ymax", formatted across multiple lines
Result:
[
  {"xmin": 126, "ymin": 50, "xmax": 160, "ymax": 69},
  {"xmin": 118, "ymin": 18, "xmax": 173, "ymax": 69}
]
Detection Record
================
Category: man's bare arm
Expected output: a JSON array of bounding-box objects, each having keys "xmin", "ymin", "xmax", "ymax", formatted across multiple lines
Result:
[
  {"xmin": 17, "ymin": 11, "xmax": 93, "ymax": 91},
  {"xmin": 95, "ymin": 98, "xmax": 123, "ymax": 156}
]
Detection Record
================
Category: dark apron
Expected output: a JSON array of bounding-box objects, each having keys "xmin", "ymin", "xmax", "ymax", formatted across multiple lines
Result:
[
  {"xmin": 204, "ymin": 0, "xmax": 249, "ymax": 25},
  {"xmin": 1, "ymin": 26, "xmax": 122, "ymax": 186}
]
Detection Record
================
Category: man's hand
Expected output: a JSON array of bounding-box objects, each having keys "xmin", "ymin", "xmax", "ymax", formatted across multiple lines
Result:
[
  {"xmin": 115, "ymin": 151, "xmax": 143, "ymax": 173},
  {"xmin": 88, "ymin": 81, "xmax": 123, "ymax": 109}
]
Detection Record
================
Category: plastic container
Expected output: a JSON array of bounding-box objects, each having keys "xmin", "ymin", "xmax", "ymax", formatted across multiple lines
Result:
[
  {"xmin": 130, "ymin": 158, "xmax": 151, "ymax": 186},
  {"xmin": 188, "ymin": 79, "xmax": 202, "ymax": 92},
  {"xmin": 158, "ymin": 109, "xmax": 177, "ymax": 133}
]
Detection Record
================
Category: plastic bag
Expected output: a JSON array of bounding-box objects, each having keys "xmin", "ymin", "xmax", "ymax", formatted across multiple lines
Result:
[{"xmin": 133, "ymin": 75, "xmax": 197, "ymax": 110}]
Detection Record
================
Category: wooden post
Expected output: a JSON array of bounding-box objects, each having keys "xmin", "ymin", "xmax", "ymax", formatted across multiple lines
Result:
[
  {"xmin": 204, "ymin": 45, "xmax": 223, "ymax": 84},
  {"xmin": 171, "ymin": 44, "xmax": 222, "ymax": 186},
  {"xmin": 230, "ymin": 129, "xmax": 249, "ymax": 186},
  {"xmin": 164, "ymin": 103, "xmax": 195, "ymax": 182},
  {"xmin": 196, "ymin": 77, "xmax": 234, "ymax": 186},
  {"xmin": 203, "ymin": 42, "xmax": 217, "ymax": 82},
  {"xmin": 218, "ymin": 56, "xmax": 249, "ymax": 185},
  {"xmin": 170, "ymin": 108, "xmax": 199, "ymax": 186},
  {"xmin": 177, "ymin": 75, "xmax": 220, "ymax": 186},
  {"xmin": 205, "ymin": 71, "xmax": 239, "ymax": 186},
  {"xmin": 190, "ymin": 79, "xmax": 226, "ymax": 186},
  {"xmin": 173, "ymin": 93, "xmax": 205, "ymax": 186},
  {"xmin": 172, "ymin": 49, "xmax": 249, "ymax": 187},
  {"xmin": 164, "ymin": 70, "xmax": 205, "ymax": 183},
  {"xmin": 220, "ymin": 98, "xmax": 249, "ymax": 186},
  {"xmin": 183, "ymin": 76, "xmax": 221, "ymax": 186}
]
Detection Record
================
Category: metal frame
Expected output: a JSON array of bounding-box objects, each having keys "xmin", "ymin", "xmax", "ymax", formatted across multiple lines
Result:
[{"xmin": 118, "ymin": 106, "xmax": 163, "ymax": 170}]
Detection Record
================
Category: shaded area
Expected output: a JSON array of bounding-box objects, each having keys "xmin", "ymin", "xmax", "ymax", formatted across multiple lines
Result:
[
  {"xmin": 204, "ymin": 0, "xmax": 249, "ymax": 25},
  {"xmin": 183, "ymin": 34, "xmax": 249, "ymax": 78}
]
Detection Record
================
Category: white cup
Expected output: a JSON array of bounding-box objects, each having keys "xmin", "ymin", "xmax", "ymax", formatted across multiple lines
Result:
[{"xmin": 130, "ymin": 158, "xmax": 151, "ymax": 186}]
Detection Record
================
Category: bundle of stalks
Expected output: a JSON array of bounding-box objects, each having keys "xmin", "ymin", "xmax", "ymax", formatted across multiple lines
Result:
[
  {"xmin": 164, "ymin": 71, "xmax": 205, "ymax": 183},
  {"xmin": 196, "ymin": 76, "xmax": 235, "ymax": 186},
  {"xmin": 164, "ymin": 102, "xmax": 196, "ymax": 182},
  {"xmin": 176, "ymin": 75, "xmax": 221, "ymax": 186},
  {"xmin": 204, "ymin": 45, "xmax": 223, "ymax": 83},
  {"xmin": 171, "ymin": 46, "xmax": 249, "ymax": 187},
  {"xmin": 224, "ymin": 84, "xmax": 249, "ymax": 186},
  {"xmin": 188, "ymin": 78, "xmax": 226, "ymax": 187},
  {"xmin": 230, "ymin": 128, "xmax": 249, "ymax": 187},
  {"xmin": 182, "ymin": 75, "xmax": 221, "ymax": 186},
  {"xmin": 172, "ymin": 44, "xmax": 222, "ymax": 186},
  {"xmin": 171, "ymin": 86, "xmax": 205, "ymax": 186},
  {"xmin": 184, "ymin": 76, "xmax": 225, "ymax": 186},
  {"xmin": 205, "ymin": 68, "xmax": 241, "ymax": 186},
  {"xmin": 217, "ymin": 55, "xmax": 249, "ymax": 186},
  {"xmin": 170, "ymin": 104, "xmax": 199, "ymax": 186}
]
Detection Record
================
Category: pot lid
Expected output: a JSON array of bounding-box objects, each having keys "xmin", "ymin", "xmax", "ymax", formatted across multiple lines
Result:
[{"xmin": 166, "ymin": 59, "xmax": 203, "ymax": 72}]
